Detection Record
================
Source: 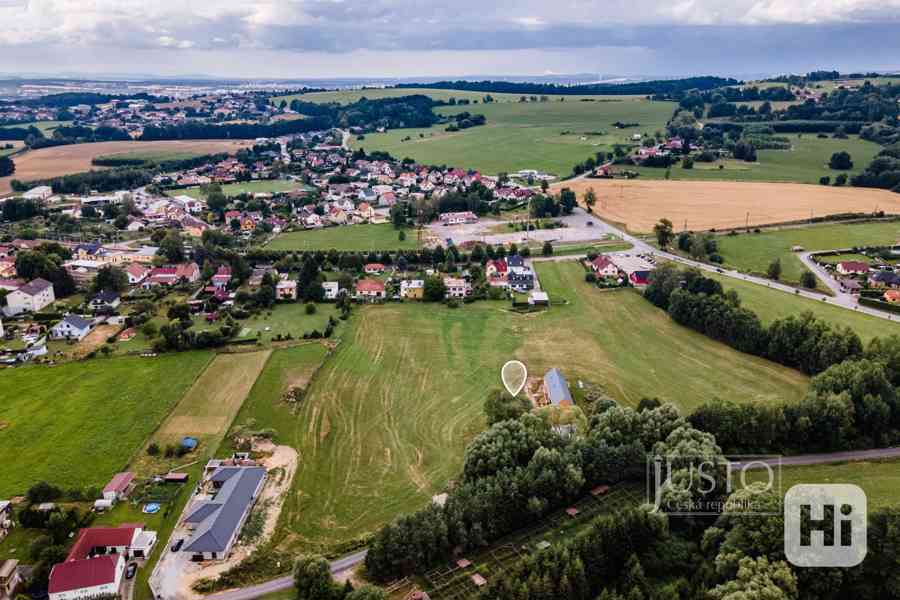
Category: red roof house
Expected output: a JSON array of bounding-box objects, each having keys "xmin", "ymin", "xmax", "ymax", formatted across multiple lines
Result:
[
  {"xmin": 590, "ymin": 256, "xmax": 619, "ymax": 277},
  {"xmin": 49, "ymin": 555, "xmax": 122, "ymax": 598},
  {"xmin": 363, "ymin": 263, "xmax": 385, "ymax": 274},
  {"xmin": 355, "ymin": 279, "xmax": 386, "ymax": 300},
  {"xmin": 102, "ymin": 472, "xmax": 134, "ymax": 501}
]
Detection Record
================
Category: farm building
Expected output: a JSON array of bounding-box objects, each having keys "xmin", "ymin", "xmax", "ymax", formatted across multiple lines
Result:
[{"xmin": 182, "ymin": 466, "xmax": 266, "ymax": 560}]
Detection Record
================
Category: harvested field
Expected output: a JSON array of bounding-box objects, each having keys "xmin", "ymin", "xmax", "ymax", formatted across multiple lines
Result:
[
  {"xmin": 557, "ymin": 179, "xmax": 900, "ymax": 233},
  {"xmin": 0, "ymin": 140, "xmax": 253, "ymax": 194}
]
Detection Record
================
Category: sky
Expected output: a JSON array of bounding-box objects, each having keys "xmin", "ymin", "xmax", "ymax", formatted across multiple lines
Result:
[{"xmin": 0, "ymin": 0, "xmax": 899, "ymax": 79}]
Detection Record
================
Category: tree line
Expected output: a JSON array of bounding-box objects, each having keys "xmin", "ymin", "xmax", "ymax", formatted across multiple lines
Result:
[
  {"xmin": 395, "ymin": 76, "xmax": 740, "ymax": 97},
  {"xmin": 364, "ymin": 399, "xmax": 721, "ymax": 580}
]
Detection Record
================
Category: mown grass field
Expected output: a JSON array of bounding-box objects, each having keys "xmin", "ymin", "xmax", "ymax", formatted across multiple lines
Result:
[
  {"xmin": 0, "ymin": 141, "xmax": 23, "ymax": 157},
  {"xmin": 707, "ymin": 273, "xmax": 900, "ymax": 344},
  {"xmin": 0, "ymin": 120, "xmax": 72, "ymax": 134},
  {"xmin": 0, "ymin": 352, "xmax": 213, "ymax": 496},
  {"xmin": 130, "ymin": 351, "xmax": 271, "ymax": 477},
  {"xmin": 241, "ymin": 261, "xmax": 807, "ymax": 552},
  {"xmin": 633, "ymin": 134, "xmax": 882, "ymax": 184},
  {"xmin": 351, "ymin": 97, "xmax": 675, "ymax": 176},
  {"xmin": 192, "ymin": 302, "xmax": 341, "ymax": 345},
  {"xmin": 749, "ymin": 459, "xmax": 900, "ymax": 510},
  {"xmin": 717, "ymin": 220, "xmax": 900, "ymax": 284},
  {"xmin": 266, "ymin": 223, "xmax": 420, "ymax": 251},
  {"xmin": 95, "ymin": 149, "xmax": 211, "ymax": 164},
  {"xmin": 176, "ymin": 179, "xmax": 303, "ymax": 199}
]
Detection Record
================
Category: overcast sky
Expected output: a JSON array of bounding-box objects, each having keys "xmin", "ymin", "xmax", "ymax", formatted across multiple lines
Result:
[{"xmin": 1, "ymin": 0, "xmax": 899, "ymax": 79}]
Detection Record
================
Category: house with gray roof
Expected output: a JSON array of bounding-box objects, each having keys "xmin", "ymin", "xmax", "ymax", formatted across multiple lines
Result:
[
  {"xmin": 50, "ymin": 314, "xmax": 93, "ymax": 341},
  {"xmin": 182, "ymin": 466, "xmax": 266, "ymax": 560}
]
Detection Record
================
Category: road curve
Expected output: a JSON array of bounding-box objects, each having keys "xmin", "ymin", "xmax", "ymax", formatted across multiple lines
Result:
[{"xmin": 204, "ymin": 550, "xmax": 367, "ymax": 600}]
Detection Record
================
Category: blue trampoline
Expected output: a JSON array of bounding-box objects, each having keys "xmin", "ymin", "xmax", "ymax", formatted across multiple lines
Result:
[
  {"xmin": 181, "ymin": 436, "xmax": 199, "ymax": 450},
  {"xmin": 143, "ymin": 503, "xmax": 160, "ymax": 514}
]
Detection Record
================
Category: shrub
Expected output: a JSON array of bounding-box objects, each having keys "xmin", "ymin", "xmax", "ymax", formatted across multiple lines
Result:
[
  {"xmin": 305, "ymin": 303, "xmax": 316, "ymax": 315},
  {"xmin": 147, "ymin": 442, "xmax": 160, "ymax": 456}
]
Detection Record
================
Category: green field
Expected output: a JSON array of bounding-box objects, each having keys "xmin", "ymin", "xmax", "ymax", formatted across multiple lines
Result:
[
  {"xmin": 0, "ymin": 120, "xmax": 72, "ymax": 134},
  {"xmin": 0, "ymin": 141, "xmax": 23, "ymax": 157},
  {"xmin": 193, "ymin": 302, "xmax": 342, "ymax": 345},
  {"xmin": 0, "ymin": 352, "xmax": 212, "ymax": 496},
  {"xmin": 634, "ymin": 134, "xmax": 882, "ymax": 184},
  {"xmin": 749, "ymin": 459, "xmax": 900, "ymax": 510},
  {"xmin": 351, "ymin": 97, "xmax": 675, "ymax": 176},
  {"xmin": 707, "ymin": 272, "xmax": 900, "ymax": 344},
  {"xmin": 265, "ymin": 223, "xmax": 420, "ymax": 251},
  {"xmin": 238, "ymin": 261, "xmax": 807, "ymax": 552},
  {"xmin": 717, "ymin": 220, "xmax": 900, "ymax": 284},
  {"xmin": 273, "ymin": 88, "xmax": 643, "ymax": 106},
  {"xmin": 95, "ymin": 149, "xmax": 210, "ymax": 164},
  {"xmin": 176, "ymin": 179, "xmax": 304, "ymax": 199}
]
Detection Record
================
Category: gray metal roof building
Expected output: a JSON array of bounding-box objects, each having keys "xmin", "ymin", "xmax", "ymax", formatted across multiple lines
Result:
[{"xmin": 183, "ymin": 467, "xmax": 266, "ymax": 557}]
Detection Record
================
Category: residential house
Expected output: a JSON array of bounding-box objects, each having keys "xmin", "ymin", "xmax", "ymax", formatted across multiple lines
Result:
[
  {"xmin": 868, "ymin": 270, "xmax": 900, "ymax": 288},
  {"xmin": 125, "ymin": 263, "xmax": 149, "ymax": 285},
  {"xmin": 276, "ymin": 279, "xmax": 297, "ymax": 301},
  {"xmin": 355, "ymin": 279, "xmax": 386, "ymax": 301},
  {"xmin": 836, "ymin": 261, "xmax": 869, "ymax": 276},
  {"xmin": 4, "ymin": 278, "xmax": 55, "ymax": 316},
  {"xmin": 485, "ymin": 259, "xmax": 507, "ymax": 278},
  {"xmin": 211, "ymin": 265, "xmax": 232, "ymax": 289},
  {"xmin": 507, "ymin": 256, "xmax": 535, "ymax": 292},
  {"xmin": 590, "ymin": 256, "xmax": 619, "ymax": 278},
  {"xmin": 51, "ymin": 315, "xmax": 93, "ymax": 341},
  {"xmin": 22, "ymin": 185, "xmax": 53, "ymax": 201},
  {"xmin": 400, "ymin": 279, "xmax": 424, "ymax": 300},
  {"xmin": 364, "ymin": 263, "xmax": 385, "ymax": 275},
  {"xmin": 48, "ymin": 525, "xmax": 156, "ymax": 600},
  {"xmin": 443, "ymin": 277, "xmax": 472, "ymax": 299},
  {"xmin": 88, "ymin": 291, "xmax": 121, "ymax": 312},
  {"xmin": 142, "ymin": 263, "xmax": 200, "ymax": 288},
  {"xmin": 885, "ymin": 290, "xmax": 900, "ymax": 303},
  {"xmin": 439, "ymin": 211, "xmax": 478, "ymax": 225},
  {"xmin": 609, "ymin": 255, "xmax": 655, "ymax": 287},
  {"xmin": 322, "ymin": 281, "xmax": 340, "ymax": 300},
  {"xmin": 0, "ymin": 559, "xmax": 20, "ymax": 600},
  {"xmin": 543, "ymin": 368, "xmax": 573, "ymax": 408},
  {"xmin": 356, "ymin": 202, "xmax": 375, "ymax": 220},
  {"xmin": 182, "ymin": 466, "xmax": 266, "ymax": 560}
]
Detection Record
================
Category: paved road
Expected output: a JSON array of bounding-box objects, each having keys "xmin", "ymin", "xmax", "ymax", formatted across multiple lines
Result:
[
  {"xmin": 730, "ymin": 447, "xmax": 900, "ymax": 470},
  {"xmin": 204, "ymin": 550, "xmax": 367, "ymax": 600},
  {"xmin": 521, "ymin": 208, "xmax": 900, "ymax": 323}
]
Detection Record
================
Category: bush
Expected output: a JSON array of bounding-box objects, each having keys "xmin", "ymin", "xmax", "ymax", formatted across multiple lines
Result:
[
  {"xmin": 829, "ymin": 151, "xmax": 853, "ymax": 170},
  {"xmin": 304, "ymin": 303, "xmax": 316, "ymax": 315},
  {"xmin": 820, "ymin": 176, "xmax": 831, "ymax": 185},
  {"xmin": 147, "ymin": 442, "xmax": 160, "ymax": 456},
  {"xmin": 800, "ymin": 270, "xmax": 817, "ymax": 289},
  {"xmin": 585, "ymin": 272, "xmax": 597, "ymax": 283}
]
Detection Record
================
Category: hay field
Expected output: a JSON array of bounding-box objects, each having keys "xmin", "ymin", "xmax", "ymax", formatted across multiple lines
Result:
[
  {"xmin": 255, "ymin": 263, "xmax": 807, "ymax": 552},
  {"xmin": 131, "ymin": 351, "xmax": 271, "ymax": 476},
  {"xmin": 560, "ymin": 179, "xmax": 900, "ymax": 232},
  {"xmin": 0, "ymin": 139, "xmax": 253, "ymax": 193}
]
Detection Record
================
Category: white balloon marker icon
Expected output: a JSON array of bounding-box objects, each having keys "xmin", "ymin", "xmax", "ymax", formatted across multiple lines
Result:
[{"xmin": 501, "ymin": 360, "xmax": 528, "ymax": 397}]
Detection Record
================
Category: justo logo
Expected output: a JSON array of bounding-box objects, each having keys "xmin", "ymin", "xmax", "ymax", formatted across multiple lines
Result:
[{"xmin": 784, "ymin": 484, "xmax": 867, "ymax": 568}]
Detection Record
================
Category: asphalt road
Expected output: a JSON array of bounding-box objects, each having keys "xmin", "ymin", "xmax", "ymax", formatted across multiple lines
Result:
[{"xmin": 203, "ymin": 550, "xmax": 368, "ymax": 600}]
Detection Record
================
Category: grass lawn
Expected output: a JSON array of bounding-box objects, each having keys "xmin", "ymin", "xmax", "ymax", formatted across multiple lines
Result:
[
  {"xmin": 707, "ymin": 273, "xmax": 900, "ymax": 344},
  {"xmin": 244, "ymin": 262, "xmax": 807, "ymax": 553},
  {"xmin": 749, "ymin": 459, "xmax": 900, "ymax": 511},
  {"xmin": 717, "ymin": 220, "xmax": 900, "ymax": 285},
  {"xmin": 633, "ymin": 134, "xmax": 882, "ymax": 184},
  {"xmin": 351, "ymin": 98, "xmax": 675, "ymax": 176},
  {"xmin": 176, "ymin": 179, "xmax": 304, "ymax": 199},
  {"xmin": 529, "ymin": 262, "xmax": 808, "ymax": 409},
  {"xmin": 265, "ymin": 223, "xmax": 420, "ymax": 251},
  {"xmin": 128, "ymin": 351, "xmax": 271, "ymax": 478},
  {"xmin": 0, "ymin": 352, "xmax": 213, "ymax": 497},
  {"xmin": 194, "ymin": 302, "xmax": 342, "ymax": 346}
]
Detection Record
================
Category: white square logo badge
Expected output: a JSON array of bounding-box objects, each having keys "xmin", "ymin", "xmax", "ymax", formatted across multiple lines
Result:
[{"xmin": 784, "ymin": 484, "xmax": 867, "ymax": 568}]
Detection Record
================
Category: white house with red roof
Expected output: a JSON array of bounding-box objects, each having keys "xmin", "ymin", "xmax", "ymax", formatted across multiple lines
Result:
[
  {"xmin": 102, "ymin": 472, "xmax": 134, "ymax": 502},
  {"xmin": 590, "ymin": 256, "xmax": 619, "ymax": 278},
  {"xmin": 363, "ymin": 263, "xmax": 385, "ymax": 275},
  {"xmin": 48, "ymin": 525, "xmax": 156, "ymax": 600},
  {"xmin": 355, "ymin": 279, "xmax": 386, "ymax": 301},
  {"xmin": 836, "ymin": 261, "xmax": 869, "ymax": 276},
  {"xmin": 485, "ymin": 259, "xmax": 507, "ymax": 278},
  {"xmin": 211, "ymin": 265, "xmax": 232, "ymax": 289}
]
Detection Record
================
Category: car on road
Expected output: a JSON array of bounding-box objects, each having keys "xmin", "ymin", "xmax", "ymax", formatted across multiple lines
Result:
[
  {"xmin": 171, "ymin": 538, "xmax": 184, "ymax": 552},
  {"xmin": 586, "ymin": 221, "xmax": 594, "ymax": 226},
  {"xmin": 126, "ymin": 562, "xmax": 137, "ymax": 579}
]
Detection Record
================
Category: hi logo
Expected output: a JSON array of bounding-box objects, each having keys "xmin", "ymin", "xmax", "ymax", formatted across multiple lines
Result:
[{"xmin": 784, "ymin": 484, "xmax": 867, "ymax": 567}]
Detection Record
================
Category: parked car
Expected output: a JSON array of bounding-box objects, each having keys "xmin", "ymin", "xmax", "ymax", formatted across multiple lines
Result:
[
  {"xmin": 126, "ymin": 563, "xmax": 137, "ymax": 579},
  {"xmin": 586, "ymin": 221, "xmax": 594, "ymax": 226},
  {"xmin": 171, "ymin": 538, "xmax": 184, "ymax": 552}
]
